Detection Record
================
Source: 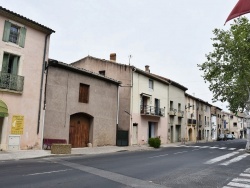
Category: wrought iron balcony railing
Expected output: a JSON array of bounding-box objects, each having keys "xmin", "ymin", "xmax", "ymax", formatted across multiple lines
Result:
[
  {"xmin": 0, "ymin": 72, "xmax": 24, "ymax": 92},
  {"xmin": 140, "ymin": 105, "xmax": 165, "ymax": 117}
]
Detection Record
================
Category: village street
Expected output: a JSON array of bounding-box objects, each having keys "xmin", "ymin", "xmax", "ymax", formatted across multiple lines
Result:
[{"xmin": 0, "ymin": 139, "xmax": 248, "ymax": 188}]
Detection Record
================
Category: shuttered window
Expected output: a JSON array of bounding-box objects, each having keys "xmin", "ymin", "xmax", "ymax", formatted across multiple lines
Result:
[
  {"xmin": 2, "ymin": 53, "xmax": 20, "ymax": 74},
  {"xmin": 79, "ymin": 83, "xmax": 89, "ymax": 103},
  {"xmin": 2, "ymin": 20, "xmax": 26, "ymax": 48}
]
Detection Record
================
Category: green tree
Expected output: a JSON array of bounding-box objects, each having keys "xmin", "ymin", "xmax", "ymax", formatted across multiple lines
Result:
[{"xmin": 198, "ymin": 17, "xmax": 250, "ymax": 113}]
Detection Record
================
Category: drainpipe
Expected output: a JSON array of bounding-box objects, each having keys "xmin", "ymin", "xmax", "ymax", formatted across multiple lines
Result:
[
  {"xmin": 37, "ymin": 34, "xmax": 50, "ymax": 135},
  {"xmin": 116, "ymin": 85, "xmax": 120, "ymax": 145}
]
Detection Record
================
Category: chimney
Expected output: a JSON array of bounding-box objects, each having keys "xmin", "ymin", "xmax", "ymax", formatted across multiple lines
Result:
[
  {"xmin": 110, "ymin": 53, "xmax": 116, "ymax": 62},
  {"xmin": 145, "ymin": 65, "xmax": 150, "ymax": 73}
]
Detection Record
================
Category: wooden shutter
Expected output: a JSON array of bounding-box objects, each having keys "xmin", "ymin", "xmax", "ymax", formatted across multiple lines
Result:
[
  {"xmin": 79, "ymin": 84, "xmax": 89, "ymax": 103},
  {"xmin": 1, "ymin": 53, "xmax": 9, "ymax": 73},
  {"xmin": 12, "ymin": 56, "xmax": 19, "ymax": 75},
  {"xmin": 19, "ymin": 27, "xmax": 26, "ymax": 48},
  {"xmin": 2, "ymin": 20, "xmax": 11, "ymax": 42}
]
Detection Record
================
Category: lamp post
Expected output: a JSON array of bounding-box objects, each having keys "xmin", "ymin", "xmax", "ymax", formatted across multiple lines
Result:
[{"xmin": 245, "ymin": 96, "xmax": 250, "ymax": 153}]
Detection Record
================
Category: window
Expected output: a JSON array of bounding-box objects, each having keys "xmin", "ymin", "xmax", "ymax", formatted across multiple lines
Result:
[
  {"xmin": 79, "ymin": 83, "xmax": 89, "ymax": 103},
  {"xmin": 99, "ymin": 70, "xmax": 105, "ymax": 76},
  {"xmin": 149, "ymin": 79, "xmax": 153, "ymax": 89},
  {"xmin": 233, "ymin": 122, "xmax": 237, "ymax": 127},
  {"xmin": 0, "ymin": 52, "xmax": 24, "ymax": 91},
  {"xmin": 2, "ymin": 20, "xmax": 26, "ymax": 47},
  {"xmin": 1, "ymin": 53, "xmax": 20, "ymax": 74}
]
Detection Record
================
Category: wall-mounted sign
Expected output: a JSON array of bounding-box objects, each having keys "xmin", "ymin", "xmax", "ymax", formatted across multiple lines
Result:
[{"xmin": 11, "ymin": 115, "xmax": 24, "ymax": 135}]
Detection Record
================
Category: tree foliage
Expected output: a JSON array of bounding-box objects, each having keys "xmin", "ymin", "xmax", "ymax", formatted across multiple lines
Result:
[{"xmin": 198, "ymin": 17, "xmax": 250, "ymax": 113}]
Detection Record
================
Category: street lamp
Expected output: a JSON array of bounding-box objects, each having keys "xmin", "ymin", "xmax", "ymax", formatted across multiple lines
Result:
[{"xmin": 245, "ymin": 95, "xmax": 250, "ymax": 153}]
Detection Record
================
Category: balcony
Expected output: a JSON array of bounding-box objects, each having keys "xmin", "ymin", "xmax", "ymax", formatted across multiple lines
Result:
[
  {"xmin": 178, "ymin": 110, "xmax": 184, "ymax": 118},
  {"xmin": 169, "ymin": 108, "xmax": 177, "ymax": 116},
  {"xmin": 0, "ymin": 72, "xmax": 24, "ymax": 92},
  {"xmin": 188, "ymin": 119, "xmax": 197, "ymax": 126},
  {"xmin": 140, "ymin": 105, "xmax": 165, "ymax": 117}
]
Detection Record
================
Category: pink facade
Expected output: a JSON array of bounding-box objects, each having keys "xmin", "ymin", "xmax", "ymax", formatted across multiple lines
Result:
[{"xmin": 0, "ymin": 7, "xmax": 54, "ymax": 150}]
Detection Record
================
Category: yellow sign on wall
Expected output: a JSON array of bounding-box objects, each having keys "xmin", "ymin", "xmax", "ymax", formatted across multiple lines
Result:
[{"xmin": 11, "ymin": 115, "xmax": 24, "ymax": 135}]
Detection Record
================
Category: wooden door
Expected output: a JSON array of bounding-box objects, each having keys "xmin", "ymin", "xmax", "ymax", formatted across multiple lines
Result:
[{"xmin": 69, "ymin": 114, "xmax": 89, "ymax": 148}]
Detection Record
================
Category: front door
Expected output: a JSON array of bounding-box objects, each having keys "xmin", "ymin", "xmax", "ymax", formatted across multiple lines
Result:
[
  {"xmin": 132, "ymin": 123, "xmax": 138, "ymax": 145},
  {"xmin": 69, "ymin": 113, "xmax": 90, "ymax": 148}
]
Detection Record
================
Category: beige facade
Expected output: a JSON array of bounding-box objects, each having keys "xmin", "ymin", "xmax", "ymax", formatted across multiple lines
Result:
[
  {"xmin": 44, "ymin": 60, "xmax": 120, "ymax": 147},
  {"xmin": 131, "ymin": 67, "xmax": 169, "ymax": 144},
  {"xmin": 0, "ymin": 7, "xmax": 54, "ymax": 150},
  {"xmin": 168, "ymin": 83, "xmax": 187, "ymax": 143},
  {"xmin": 185, "ymin": 94, "xmax": 197, "ymax": 141}
]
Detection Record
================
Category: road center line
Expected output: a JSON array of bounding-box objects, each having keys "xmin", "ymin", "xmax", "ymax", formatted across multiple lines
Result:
[
  {"xmin": 174, "ymin": 151, "xmax": 187, "ymax": 155},
  {"xmin": 50, "ymin": 159, "xmax": 167, "ymax": 188},
  {"xmin": 23, "ymin": 169, "xmax": 72, "ymax": 176},
  {"xmin": 204, "ymin": 152, "xmax": 239, "ymax": 164},
  {"xmin": 148, "ymin": 154, "xmax": 169, "ymax": 158}
]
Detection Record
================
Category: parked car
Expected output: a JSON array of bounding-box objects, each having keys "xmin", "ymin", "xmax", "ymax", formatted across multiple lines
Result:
[
  {"xmin": 218, "ymin": 134, "xmax": 227, "ymax": 141},
  {"xmin": 226, "ymin": 134, "xmax": 234, "ymax": 140}
]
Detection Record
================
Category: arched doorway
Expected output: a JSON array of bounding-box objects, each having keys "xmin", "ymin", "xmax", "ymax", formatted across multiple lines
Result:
[
  {"xmin": 188, "ymin": 128, "xmax": 192, "ymax": 141},
  {"xmin": 69, "ymin": 113, "xmax": 91, "ymax": 148}
]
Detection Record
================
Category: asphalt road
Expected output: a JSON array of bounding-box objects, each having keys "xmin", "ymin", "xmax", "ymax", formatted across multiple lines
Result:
[{"xmin": 0, "ymin": 139, "xmax": 249, "ymax": 188}]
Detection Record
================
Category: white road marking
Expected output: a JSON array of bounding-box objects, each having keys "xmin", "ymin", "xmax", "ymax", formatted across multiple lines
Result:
[
  {"xmin": 192, "ymin": 149, "xmax": 200, "ymax": 151},
  {"xmin": 220, "ymin": 154, "xmax": 250, "ymax": 166},
  {"xmin": 23, "ymin": 169, "xmax": 72, "ymax": 176},
  {"xmin": 174, "ymin": 151, "xmax": 188, "ymax": 155},
  {"xmin": 200, "ymin": 146, "xmax": 209, "ymax": 148},
  {"xmin": 193, "ymin": 146, "xmax": 200, "ymax": 148},
  {"xmin": 148, "ymin": 154, "xmax": 169, "ymax": 158},
  {"xmin": 210, "ymin": 147, "xmax": 218, "ymax": 149},
  {"xmin": 204, "ymin": 152, "xmax": 239, "ymax": 164},
  {"xmin": 228, "ymin": 182, "xmax": 250, "ymax": 188},
  {"xmin": 228, "ymin": 148, "xmax": 236, "ymax": 150},
  {"xmin": 232, "ymin": 177, "xmax": 250, "ymax": 183},
  {"xmin": 238, "ymin": 149, "xmax": 245, "ymax": 151},
  {"xmin": 244, "ymin": 168, "xmax": 250, "ymax": 173},
  {"xmin": 219, "ymin": 147, "xmax": 227, "ymax": 150},
  {"xmin": 240, "ymin": 173, "xmax": 250, "ymax": 178},
  {"xmin": 222, "ymin": 186, "xmax": 235, "ymax": 188}
]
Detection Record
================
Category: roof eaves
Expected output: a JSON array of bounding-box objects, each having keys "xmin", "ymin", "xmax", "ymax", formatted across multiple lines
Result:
[
  {"xmin": 0, "ymin": 6, "xmax": 55, "ymax": 34},
  {"xmin": 48, "ymin": 59, "xmax": 121, "ymax": 85}
]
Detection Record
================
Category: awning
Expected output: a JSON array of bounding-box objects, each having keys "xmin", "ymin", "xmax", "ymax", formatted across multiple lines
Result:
[
  {"xmin": 140, "ymin": 93, "xmax": 152, "ymax": 98},
  {"xmin": 0, "ymin": 100, "xmax": 8, "ymax": 117}
]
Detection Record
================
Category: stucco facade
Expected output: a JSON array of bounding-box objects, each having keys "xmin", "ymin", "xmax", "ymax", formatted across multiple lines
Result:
[
  {"xmin": 131, "ymin": 68, "xmax": 169, "ymax": 144},
  {"xmin": 44, "ymin": 60, "xmax": 120, "ymax": 147},
  {"xmin": 0, "ymin": 7, "xmax": 54, "ymax": 150}
]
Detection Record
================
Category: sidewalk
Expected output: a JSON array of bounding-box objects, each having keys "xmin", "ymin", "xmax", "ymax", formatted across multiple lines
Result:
[{"xmin": 0, "ymin": 141, "xmax": 205, "ymax": 161}]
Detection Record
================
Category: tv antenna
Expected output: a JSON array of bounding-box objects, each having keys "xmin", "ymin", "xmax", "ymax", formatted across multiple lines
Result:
[{"xmin": 128, "ymin": 55, "xmax": 132, "ymax": 66}]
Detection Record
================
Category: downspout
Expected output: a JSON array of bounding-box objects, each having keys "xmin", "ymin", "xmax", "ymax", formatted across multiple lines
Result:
[
  {"xmin": 116, "ymin": 85, "xmax": 120, "ymax": 145},
  {"xmin": 40, "ymin": 62, "xmax": 49, "ymax": 149},
  {"xmin": 37, "ymin": 33, "xmax": 50, "ymax": 134}
]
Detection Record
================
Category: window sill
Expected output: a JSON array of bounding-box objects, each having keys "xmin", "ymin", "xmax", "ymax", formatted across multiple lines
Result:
[
  {"xmin": 0, "ymin": 88, "xmax": 22, "ymax": 94},
  {"xmin": 5, "ymin": 42, "xmax": 22, "ymax": 49}
]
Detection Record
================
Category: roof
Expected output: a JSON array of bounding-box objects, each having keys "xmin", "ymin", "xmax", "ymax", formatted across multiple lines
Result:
[
  {"xmin": 73, "ymin": 56, "xmax": 185, "ymax": 87},
  {"xmin": 185, "ymin": 93, "xmax": 212, "ymax": 107},
  {"xmin": 49, "ymin": 59, "xmax": 121, "ymax": 85},
  {"xmin": 0, "ymin": 6, "xmax": 55, "ymax": 34}
]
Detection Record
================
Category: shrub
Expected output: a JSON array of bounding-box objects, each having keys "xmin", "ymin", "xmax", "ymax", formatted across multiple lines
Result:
[{"xmin": 148, "ymin": 137, "xmax": 161, "ymax": 148}]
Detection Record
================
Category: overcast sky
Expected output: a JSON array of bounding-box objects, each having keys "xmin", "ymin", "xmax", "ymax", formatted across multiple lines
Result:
[{"xmin": 1, "ymin": 0, "xmax": 246, "ymax": 111}]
